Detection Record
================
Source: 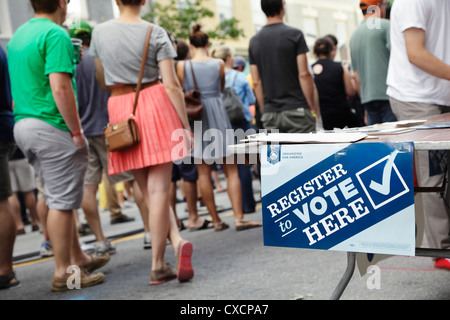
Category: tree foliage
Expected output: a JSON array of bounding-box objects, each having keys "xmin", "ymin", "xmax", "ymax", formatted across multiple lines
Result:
[{"xmin": 142, "ymin": 0, "xmax": 245, "ymax": 40}]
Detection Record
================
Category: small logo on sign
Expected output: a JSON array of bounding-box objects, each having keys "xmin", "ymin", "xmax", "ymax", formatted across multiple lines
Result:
[{"xmin": 267, "ymin": 145, "xmax": 281, "ymax": 165}]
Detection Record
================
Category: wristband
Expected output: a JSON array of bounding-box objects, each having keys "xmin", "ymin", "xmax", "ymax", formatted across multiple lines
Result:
[{"xmin": 71, "ymin": 129, "xmax": 83, "ymax": 137}]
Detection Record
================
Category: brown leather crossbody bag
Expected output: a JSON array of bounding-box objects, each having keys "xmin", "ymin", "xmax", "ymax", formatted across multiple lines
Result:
[{"xmin": 104, "ymin": 25, "xmax": 153, "ymax": 152}]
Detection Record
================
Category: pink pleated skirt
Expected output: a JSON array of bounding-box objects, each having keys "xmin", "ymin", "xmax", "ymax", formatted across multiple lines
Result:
[{"xmin": 107, "ymin": 84, "xmax": 184, "ymax": 175}]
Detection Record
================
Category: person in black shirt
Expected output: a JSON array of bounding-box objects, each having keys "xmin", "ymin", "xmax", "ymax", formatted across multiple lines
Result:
[
  {"xmin": 249, "ymin": 0, "xmax": 318, "ymax": 133},
  {"xmin": 311, "ymin": 37, "xmax": 359, "ymax": 130}
]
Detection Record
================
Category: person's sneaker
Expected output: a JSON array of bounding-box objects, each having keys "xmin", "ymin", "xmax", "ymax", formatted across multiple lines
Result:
[
  {"xmin": 149, "ymin": 263, "xmax": 176, "ymax": 285},
  {"xmin": 434, "ymin": 258, "xmax": 450, "ymax": 270},
  {"xmin": 51, "ymin": 270, "xmax": 105, "ymax": 292},
  {"xmin": 121, "ymin": 200, "xmax": 135, "ymax": 209},
  {"xmin": 143, "ymin": 232, "xmax": 151, "ymax": 250},
  {"xmin": 111, "ymin": 214, "xmax": 135, "ymax": 225},
  {"xmin": 95, "ymin": 240, "xmax": 116, "ymax": 255},
  {"xmin": 82, "ymin": 254, "xmax": 110, "ymax": 274},
  {"xmin": 40, "ymin": 241, "xmax": 54, "ymax": 258},
  {"xmin": 80, "ymin": 242, "xmax": 96, "ymax": 254}
]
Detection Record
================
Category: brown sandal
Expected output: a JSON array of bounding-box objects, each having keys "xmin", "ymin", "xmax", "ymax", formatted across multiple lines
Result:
[{"xmin": 214, "ymin": 221, "xmax": 229, "ymax": 231}]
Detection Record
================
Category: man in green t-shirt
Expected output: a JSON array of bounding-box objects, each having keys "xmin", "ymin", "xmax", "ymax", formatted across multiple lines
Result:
[
  {"xmin": 7, "ymin": 0, "xmax": 108, "ymax": 292},
  {"xmin": 350, "ymin": 0, "xmax": 397, "ymax": 125}
]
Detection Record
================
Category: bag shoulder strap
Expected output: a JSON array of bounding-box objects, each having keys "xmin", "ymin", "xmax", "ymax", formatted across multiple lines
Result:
[
  {"xmin": 189, "ymin": 61, "xmax": 199, "ymax": 90},
  {"xmin": 132, "ymin": 25, "xmax": 153, "ymax": 116}
]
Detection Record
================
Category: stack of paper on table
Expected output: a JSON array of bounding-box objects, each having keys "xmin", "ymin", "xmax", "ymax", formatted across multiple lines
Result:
[{"xmin": 244, "ymin": 132, "xmax": 367, "ymax": 144}]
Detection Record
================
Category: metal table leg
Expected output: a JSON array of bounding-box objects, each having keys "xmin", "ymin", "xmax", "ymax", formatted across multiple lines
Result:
[{"xmin": 330, "ymin": 252, "xmax": 356, "ymax": 300}]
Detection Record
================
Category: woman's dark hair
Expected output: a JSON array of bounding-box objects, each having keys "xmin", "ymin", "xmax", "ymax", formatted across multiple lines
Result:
[
  {"xmin": 189, "ymin": 24, "xmax": 209, "ymax": 48},
  {"xmin": 325, "ymin": 34, "xmax": 338, "ymax": 47},
  {"xmin": 175, "ymin": 39, "xmax": 190, "ymax": 61},
  {"xmin": 313, "ymin": 37, "xmax": 334, "ymax": 58},
  {"xmin": 261, "ymin": 0, "xmax": 283, "ymax": 17},
  {"xmin": 30, "ymin": 0, "xmax": 59, "ymax": 13}
]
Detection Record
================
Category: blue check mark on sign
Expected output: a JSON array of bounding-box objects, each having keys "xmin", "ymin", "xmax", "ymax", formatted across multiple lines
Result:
[{"xmin": 369, "ymin": 150, "xmax": 399, "ymax": 195}]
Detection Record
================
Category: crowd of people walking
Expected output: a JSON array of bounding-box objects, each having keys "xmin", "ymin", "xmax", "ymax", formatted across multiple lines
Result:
[{"xmin": 0, "ymin": 0, "xmax": 449, "ymax": 293}]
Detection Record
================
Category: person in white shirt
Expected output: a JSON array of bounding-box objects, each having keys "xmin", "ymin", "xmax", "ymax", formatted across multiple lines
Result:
[{"xmin": 387, "ymin": 0, "xmax": 450, "ymax": 270}]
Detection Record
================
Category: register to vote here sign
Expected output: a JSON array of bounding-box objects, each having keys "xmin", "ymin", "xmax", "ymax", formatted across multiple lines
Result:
[{"xmin": 261, "ymin": 142, "xmax": 416, "ymax": 256}]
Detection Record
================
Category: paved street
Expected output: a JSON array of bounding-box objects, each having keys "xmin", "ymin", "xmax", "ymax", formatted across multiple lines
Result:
[{"xmin": 1, "ymin": 175, "xmax": 449, "ymax": 302}]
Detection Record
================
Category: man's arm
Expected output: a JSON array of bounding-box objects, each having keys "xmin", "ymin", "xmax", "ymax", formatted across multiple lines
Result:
[
  {"xmin": 49, "ymin": 72, "xmax": 85, "ymax": 147},
  {"xmin": 250, "ymin": 64, "xmax": 264, "ymax": 113},
  {"xmin": 297, "ymin": 53, "xmax": 319, "ymax": 116},
  {"xmin": 404, "ymin": 28, "xmax": 450, "ymax": 81}
]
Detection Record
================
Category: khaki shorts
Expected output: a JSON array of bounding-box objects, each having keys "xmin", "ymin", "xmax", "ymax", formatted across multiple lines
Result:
[
  {"xmin": 9, "ymin": 158, "xmax": 36, "ymax": 193},
  {"xmin": 261, "ymin": 108, "xmax": 315, "ymax": 133},
  {"xmin": 85, "ymin": 135, "xmax": 134, "ymax": 186},
  {"xmin": 14, "ymin": 118, "xmax": 88, "ymax": 211},
  {"xmin": 389, "ymin": 97, "xmax": 450, "ymax": 250}
]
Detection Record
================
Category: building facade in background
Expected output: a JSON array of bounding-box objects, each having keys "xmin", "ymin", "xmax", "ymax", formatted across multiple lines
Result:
[{"xmin": 0, "ymin": 0, "xmax": 362, "ymax": 62}]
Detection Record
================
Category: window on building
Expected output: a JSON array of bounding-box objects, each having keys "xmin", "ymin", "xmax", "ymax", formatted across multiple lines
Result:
[
  {"xmin": 250, "ymin": 0, "xmax": 266, "ymax": 33},
  {"xmin": 335, "ymin": 21, "xmax": 349, "ymax": 61},
  {"xmin": 216, "ymin": 0, "xmax": 233, "ymax": 23},
  {"xmin": 301, "ymin": 7, "xmax": 319, "ymax": 51},
  {"xmin": 303, "ymin": 17, "xmax": 318, "ymax": 49}
]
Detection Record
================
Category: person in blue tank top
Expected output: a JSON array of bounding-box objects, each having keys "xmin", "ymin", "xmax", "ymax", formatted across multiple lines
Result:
[{"xmin": 177, "ymin": 24, "xmax": 262, "ymax": 232}]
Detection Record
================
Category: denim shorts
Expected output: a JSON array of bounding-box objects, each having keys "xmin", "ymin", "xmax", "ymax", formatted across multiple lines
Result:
[
  {"xmin": 172, "ymin": 161, "xmax": 198, "ymax": 182},
  {"xmin": 14, "ymin": 118, "xmax": 89, "ymax": 211},
  {"xmin": 0, "ymin": 141, "xmax": 13, "ymax": 201}
]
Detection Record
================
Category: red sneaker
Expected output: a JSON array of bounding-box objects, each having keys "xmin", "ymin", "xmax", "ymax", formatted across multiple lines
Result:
[{"xmin": 434, "ymin": 258, "xmax": 450, "ymax": 270}]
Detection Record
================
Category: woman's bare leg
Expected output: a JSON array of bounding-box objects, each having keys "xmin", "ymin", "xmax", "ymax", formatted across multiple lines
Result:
[
  {"xmin": 222, "ymin": 161, "xmax": 262, "ymax": 230},
  {"xmin": 196, "ymin": 162, "xmax": 223, "ymax": 226},
  {"xmin": 133, "ymin": 163, "xmax": 178, "ymax": 271}
]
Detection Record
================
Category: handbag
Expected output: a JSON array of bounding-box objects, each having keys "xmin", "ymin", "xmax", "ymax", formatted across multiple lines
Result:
[
  {"xmin": 104, "ymin": 26, "xmax": 153, "ymax": 152},
  {"xmin": 223, "ymin": 72, "xmax": 245, "ymax": 125},
  {"xmin": 184, "ymin": 61, "xmax": 203, "ymax": 121}
]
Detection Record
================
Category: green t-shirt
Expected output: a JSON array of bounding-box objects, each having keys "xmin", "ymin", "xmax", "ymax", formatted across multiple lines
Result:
[
  {"xmin": 350, "ymin": 18, "xmax": 390, "ymax": 104},
  {"xmin": 7, "ymin": 18, "xmax": 76, "ymax": 131}
]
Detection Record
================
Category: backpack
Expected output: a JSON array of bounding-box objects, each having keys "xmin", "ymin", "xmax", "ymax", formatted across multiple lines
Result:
[{"xmin": 223, "ymin": 72, "xmax": 245, "ymax": 125}]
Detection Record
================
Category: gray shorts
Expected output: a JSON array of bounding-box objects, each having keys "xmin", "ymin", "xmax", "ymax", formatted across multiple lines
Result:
[
  {"xmin": 9, "ymin": 158, "xmax": 36, "ymax": 193},
  {"xmin": 14, "ymin": 118, "xmax": 89, "ymax": 211},
  {"xmin": 85, "ymin": 135, "xmax": 134, "ymax": 186},
  {"xmin": 0, "ymin": 141, "xmax": 13, "ymax": 201}
]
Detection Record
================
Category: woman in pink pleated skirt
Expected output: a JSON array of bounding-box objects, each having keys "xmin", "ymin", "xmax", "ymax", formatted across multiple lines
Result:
[
  {"xmin": 90, "ymin": 0, "xmax": 194, "ymax": 285},
  {"xmin": 107, "ymin": 84, "xmax": 186, "ymax": 175}
]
